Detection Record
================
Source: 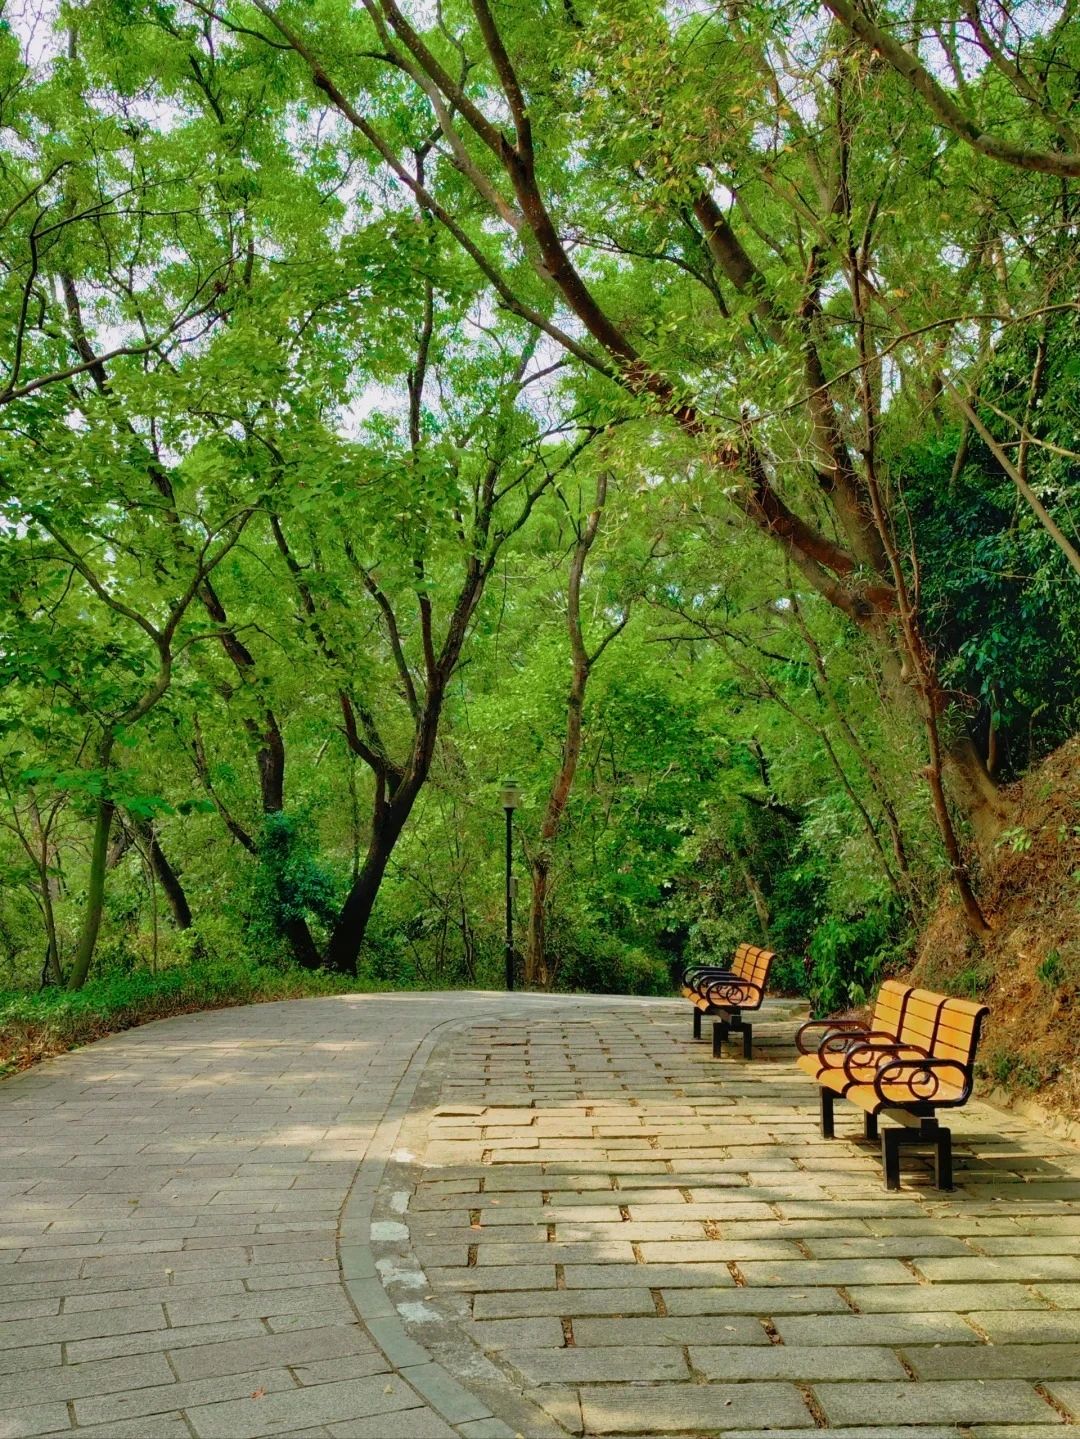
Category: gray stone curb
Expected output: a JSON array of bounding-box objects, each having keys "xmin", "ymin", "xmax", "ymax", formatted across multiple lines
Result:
[{"xmin": 336, "ymin": 996, "xmax": 609, "ymax": 1438}]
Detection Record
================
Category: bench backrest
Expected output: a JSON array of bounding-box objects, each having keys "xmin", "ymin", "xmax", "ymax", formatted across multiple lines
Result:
[
  {"xmin": 931, "ymin": 995, "xmax": 989, "ymax": 1068},
  {"xmin": 869, "ymin": 979, "xmax": 913, "ymax": 1038},
  {"xmin": 732, "ymin": 943, "xmax": 775, "ymax": 993},
  {"xmin": 896, "ymin": 988, "xmax": 948, "ymax": 1052},
  {"xmin": 893, "ymin": 986, "xmax": 988, "ymax": 1070}
]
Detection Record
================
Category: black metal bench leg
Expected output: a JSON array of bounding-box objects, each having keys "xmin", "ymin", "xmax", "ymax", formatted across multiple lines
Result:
[
  {"xmin": 693, "ymin": 1007, "xmax": 702, "ymax": 1041},
  {"xmin": 864, "ymin": 1111, "xmax": 879, "ymax": 1141},
  {"xmin": 882, "ymin": 1128, "xmax": 903, "ymax": 1191},
  {"xmin": 934, "ymin": 1127, "xmax": 954, "ymax": 1191},
  {"xmin": 712, "ymin": 1019, "xmax": 729, "ymax": 1058},
  {"xmin": 742, "ymin": 1023, "xmax": 752, "ymax": 1060},
  {"xmin": 820, "ymin": 1087, "xmax": 835, "ymax": 1139}
]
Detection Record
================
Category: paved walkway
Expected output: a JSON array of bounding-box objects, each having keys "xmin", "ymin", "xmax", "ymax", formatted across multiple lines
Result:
[{"xmin": 2, "ymin": 993, "xmax": 1080, "ymax": 1438}]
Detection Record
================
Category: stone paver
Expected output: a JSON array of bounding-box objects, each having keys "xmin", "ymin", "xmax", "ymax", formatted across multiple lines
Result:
[
  {"xmin": 5, "ymin": 991, "xmax": 1080, "ymax": 1436},
  {"xmin": 391, "ymin": 998, "xmax": 1080, "ymax": 1436},
  {"xmin": 0, "ymin": 992, "xmax": 630, "ymax": 1439}
]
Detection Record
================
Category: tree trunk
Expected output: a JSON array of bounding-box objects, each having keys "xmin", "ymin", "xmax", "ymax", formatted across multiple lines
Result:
[
  {"xmin": 526, "ymin": 856, "xmax": 554, "ymax": 989},
  {"xmin": 526, "ymin": 474, "xmax": 613, "ymax": 989},
  {"xmin": 40, "ymin": 937, "xmax": 62, "ymax": 989},
  {"xmin": 37, "ymin": 841, "xmax": 64, "ymax": 987},
  {"xmin": 106, "ymin": 819, "xmax": 133, "ymax": 870},
  {"xmin": 66, "ymin": 753, "xmax": 116, "ymax": 991},
  {"xmin": 284, "ymin": 916, "xmax": 324, "ymax": 970},
  {"xmin": 324, "ymin": 788, "xmax": 416, "ymax": 974},
  {"xmin": 944, "ymin": 733, "xmax": 1012, "ymax": 855},
  {"xmin": 131, "ymin": 819, "xmax": 193, "ymax": 930},
  {"xmin": 737, "ymin": 854, "xmax": 771, "ymax": 941}
]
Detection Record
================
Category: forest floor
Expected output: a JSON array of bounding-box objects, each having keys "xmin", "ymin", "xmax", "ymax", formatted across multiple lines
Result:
[
  {"xmin": 911, "ymin": 734, "xmax": 1080, "ymax": 1119},
  {"xmin": 2, "ymin": 991, "xmax": 1080, "ymax": 1438}
]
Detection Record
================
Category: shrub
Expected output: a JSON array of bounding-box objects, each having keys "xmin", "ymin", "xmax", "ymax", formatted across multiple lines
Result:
[
  {"xmin": 1037, "ymin": 950, "xmax": 1065, "ymax": 987},
  {"xmin": 953, "ymin": 964, "xmax": 995, "ymax": 1000},
  {"xmin": 805, "ymin": 905, "xmax": 908, "ymax": 1015},
  {"xmin": 244, "ymin": 812, "xmax": 338, "ymax": 959},
  {"xmin": 984, "ymin": 1048, "xmax": 1046, "ymax": 1092},
  {"xmin": 559, "ymin": 932, "xmax": 671, "ymax": 996}
]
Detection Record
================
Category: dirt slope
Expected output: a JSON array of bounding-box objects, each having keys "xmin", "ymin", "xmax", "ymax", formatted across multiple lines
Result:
[{"xmin": 908, "ymin": 735, "xmax": 1080, "ymax": 1118}]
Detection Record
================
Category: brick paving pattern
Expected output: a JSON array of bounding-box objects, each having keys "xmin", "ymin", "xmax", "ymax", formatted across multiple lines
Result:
[
  {"xmin": 1, "ymin": 992, "xmax": 1079, "ymax": 1436},
  {"xmin": 0, "ymin": 993, "xmax": 542, "ymax": 1439},
  {"xmin": 397, "ymin": 1000, "xmax": 1080, "ymax": 1436}
]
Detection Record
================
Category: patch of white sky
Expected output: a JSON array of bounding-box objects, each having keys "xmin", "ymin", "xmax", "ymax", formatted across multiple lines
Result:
[
  {"xmin": 337, "ymin": 296, "xmax": 579, "ymax": 445},
  {"xmin": 741, "ymin": 0, "xmax": 1067, "ymax": 149},
  {"xmin": 664, "ymin": 0, "xmax": 719, "ymax": 19},
  {"xmin": 7, "ymin": 0, "xmax": 63, "ymax": 70}
]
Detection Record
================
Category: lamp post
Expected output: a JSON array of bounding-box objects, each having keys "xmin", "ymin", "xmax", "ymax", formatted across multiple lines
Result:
[{"xmin": 500, "ymin": 779, "xmax": 521, "ymax": 991}]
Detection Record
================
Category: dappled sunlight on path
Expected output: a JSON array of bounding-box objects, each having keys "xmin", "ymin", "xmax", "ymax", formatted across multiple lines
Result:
[
  {"xmin": 1, "ymin": 992, "xmax": 1079, "ymax": 1437},
  {"xmin": 0, "ymin": 991, "xmax": 643, "ymax": 1438},
  {"xmin": 389, "ymin": 1001, "xmax": 1080, "ymax": 1436}
]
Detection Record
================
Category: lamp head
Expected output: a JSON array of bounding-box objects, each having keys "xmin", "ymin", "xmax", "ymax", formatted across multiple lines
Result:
[{"xmin": 500, "ymin": 778, "xmax": 522, "ymax": 811}]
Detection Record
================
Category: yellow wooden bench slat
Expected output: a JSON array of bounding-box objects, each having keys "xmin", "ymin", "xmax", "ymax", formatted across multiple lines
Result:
[{"xmin": 794, "ymin": 978, "xmax": 915, "ymax": 1082}]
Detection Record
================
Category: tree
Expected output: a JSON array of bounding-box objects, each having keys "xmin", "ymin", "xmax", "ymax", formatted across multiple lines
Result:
[
  {"xmin": 0, "ymin": 0, "xmax": 1076, "ymax": 992},
  {"xmin": 524, "ymin": 471, "xmax": 634, "ymax": 988},
  {"xmin": 821, "ymin": 0, "xmax": 1080, "ymax": 179},
  {"xmin": 241, "ymin": 0, "xmax": 1068, "ymax": 926}
]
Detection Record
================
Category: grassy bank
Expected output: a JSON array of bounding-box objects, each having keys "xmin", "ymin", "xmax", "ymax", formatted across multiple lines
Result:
[{"xmin": 0, "ymin": 959, "xmax": 373, "ymax": 1078}]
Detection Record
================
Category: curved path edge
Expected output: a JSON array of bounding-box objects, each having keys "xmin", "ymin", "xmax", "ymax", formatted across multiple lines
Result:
[
  {"xmin": 336, "ymin": 997, "xmax": 600, "ymax": 1438},
  {"xmin": 0, "ymin": 988, "xmax": 635, "ymax": 1439}
]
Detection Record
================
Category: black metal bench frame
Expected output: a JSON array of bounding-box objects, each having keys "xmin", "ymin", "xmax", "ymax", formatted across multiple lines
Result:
[
  {"xmin": 684, "ymin": 967, "xmax": 765, "ymax": 1059},
  {"xmin": 815, "ymin": 1040, "xmax": 985, "ymax": 1192},
  {"xmin": 819, "ymin": 1085, "xmax": 954, "ymax": 1190}
]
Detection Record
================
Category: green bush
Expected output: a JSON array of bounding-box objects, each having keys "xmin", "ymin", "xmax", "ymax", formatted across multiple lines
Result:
[
  {"xmin": 558, "ymin": 931, "xmax": 672, "ymax": 996},
  {"xmin": 766, "ymin": 860, "xmax": 828, "ymax": 969},
  {"xmin": 985, "ymin": 1049, "xmax": 1047, "ymax": 1091},
  {"xmin": 244, "ymin": 812, "xmax": 339, "ymax": 959},
  {"xmin": 1037, "ymin": 949, "xmax": 1066, "ymax": 987},
  {"xmin": 805, "ymin": 906, "xmax": 907, "ymax": 1015},
  {"xmin": 953, "ymin": 964, "xmax": 995, "ymax": 1000},
  {"xmin": 770, "ymin": 950, "xmax": 810, "ymax": 996}
]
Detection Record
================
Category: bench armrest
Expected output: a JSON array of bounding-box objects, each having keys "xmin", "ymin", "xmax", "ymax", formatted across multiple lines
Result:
[
  {"xmin": 705, "ymin": 977, "xmax": 763, "ymax": 1008},
  {"xmin": 843, "ymin": 1037, "xmax": 929, "ymax": 1082},
  {"xmin": 795, "ymin": 1018, "xmax": 864, "ymax": 1056},
  {"xmin": 683, "ymin": 969, "xmax": 738, "ymax": 996},
  {"xmin": 873, "ymin": 1057, "xmax": 972, "ymax": 1106}
]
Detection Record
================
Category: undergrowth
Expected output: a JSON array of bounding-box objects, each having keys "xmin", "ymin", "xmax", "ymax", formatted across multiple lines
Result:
[{"xmin": 0, "ymin": 958, "xmax": 374, "ymax": 1078}]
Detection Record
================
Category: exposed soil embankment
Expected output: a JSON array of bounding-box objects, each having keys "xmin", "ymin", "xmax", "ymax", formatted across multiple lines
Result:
[{"xmin": 908, "ymin": 736, "xmax": 1080, "ymax": 1117}]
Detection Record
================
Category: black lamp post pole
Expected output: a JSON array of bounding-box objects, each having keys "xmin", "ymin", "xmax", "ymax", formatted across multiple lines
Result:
[{"xmin": 504, "ymin": 804, "xmax": 515, "ymax": 991}]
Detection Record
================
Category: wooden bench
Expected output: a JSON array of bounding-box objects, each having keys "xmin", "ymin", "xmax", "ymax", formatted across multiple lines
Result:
[
  {"xmin": 681, "ymin": 943, "xmax": 775, "ymax": 1058},
  {"xmin": 795, "ymin": 981, "xmax": 988, "ymax": 1190}
]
